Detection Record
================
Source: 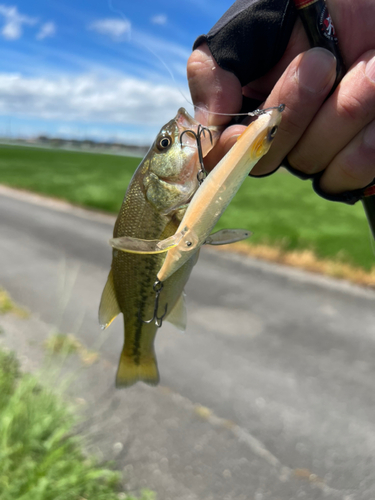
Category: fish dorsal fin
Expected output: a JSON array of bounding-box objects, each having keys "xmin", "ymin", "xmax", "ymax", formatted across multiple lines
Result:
[
  {"xmin": 204, "ymin": 228, "xmax": 252, "ymax": 246},
  {"xmin": 166, "ymin": 291, "xmax": 187, "ymax": 333},
  {"xmin": 99, "ymin": 269, "xmax": 121, "ymax": 330}
]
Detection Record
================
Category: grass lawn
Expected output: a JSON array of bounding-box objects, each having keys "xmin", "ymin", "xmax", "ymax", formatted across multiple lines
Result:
[
  {"xmin": 0, "ymin": 144, "xmax": 374, "ymax": 271},
  {"xmin": 0, "ymin": 346, "xmax": 153, "ymax": 500},
  {"xmin": 0, "ymin": 145, "xmax": 139, "ymax": 213}
]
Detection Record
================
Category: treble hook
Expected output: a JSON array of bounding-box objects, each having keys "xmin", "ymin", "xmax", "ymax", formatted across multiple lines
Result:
[
  {"xmin": 180, "ymin": 124, "xmax": 213, "ymax": 185},
  {"xmin": 140, "ymin": 279, "xmax": 168, "ymax": 328}
]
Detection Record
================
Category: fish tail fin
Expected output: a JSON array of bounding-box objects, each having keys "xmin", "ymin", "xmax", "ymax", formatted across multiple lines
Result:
[{"xmin": 115, "ymin": 349, "xmax": 160, "ymax": 388}]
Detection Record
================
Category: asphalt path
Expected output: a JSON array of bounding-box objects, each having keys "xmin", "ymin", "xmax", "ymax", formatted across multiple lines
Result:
[{"xmin": 1, "ymin": 185, "xmax": 375, "ymax": 500}]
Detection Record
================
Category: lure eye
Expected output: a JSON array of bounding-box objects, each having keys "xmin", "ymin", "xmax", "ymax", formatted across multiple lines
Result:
[
  {"xmin": 157, "ymin": 136, "xmax": 172, "ymax": 151},
  {"xmin": 269, "ymin": 125, "xmax": 278, "ymax": 139}
]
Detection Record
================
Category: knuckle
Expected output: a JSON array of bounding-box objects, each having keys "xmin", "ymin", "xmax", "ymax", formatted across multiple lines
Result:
[
  {"xmin": 336, "ymin": 161, "xmax": 375, "ymax": 188},
  {"xmin": 342, "ymin": 146, "xmax": 375, "ymax": 182},
  {"xmin": 288, "ymin": 151, "xmax": 318, "ymax": 175},
  {"xmin": 279, "ymin": 104, "xmax": 319, "ymax": 174},
  {"xmin": 336, "ymin": 91, "xmax": 368, "ymax": 123},
  {"xmin": 282, "ymin": 103, "xmax": 305, "ymax": 138},
  {"xmin": 288, "ymin": 139, "xmax": 322, "ymax": 175},
  {"xmin": 339, "ymin": 161, "xmax": 368, "ymax": 184},
  {"xmin": 331, "ymin": 141, "xmax": 375, "ymax": 190}
]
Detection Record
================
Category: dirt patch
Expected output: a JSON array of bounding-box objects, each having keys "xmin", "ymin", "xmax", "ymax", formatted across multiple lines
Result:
[{"xmin": 212, "ymin": 242, "xmax": 375, "ymax": 288}]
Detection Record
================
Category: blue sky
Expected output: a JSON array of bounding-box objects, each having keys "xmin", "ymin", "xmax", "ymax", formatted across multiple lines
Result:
[{"xmin": 0, "ymin": 0, "xmax": 233, "ymax": 144}]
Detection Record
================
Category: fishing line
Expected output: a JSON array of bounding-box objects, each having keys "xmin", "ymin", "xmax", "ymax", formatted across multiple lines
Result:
[
  {"xmin": 107, "ymin": 0, "xmax": 193, "ymax": 108},
  {"xmin": 105, "ymin": 0, "xmax": 277, "ymax": 121},
  {"xmin": 109, "ymin": 0, "xmax": 190, "ymax": 102},
  {"xmin": 107, "ymin": 0, "xmax": 131, "ymax": 41}
]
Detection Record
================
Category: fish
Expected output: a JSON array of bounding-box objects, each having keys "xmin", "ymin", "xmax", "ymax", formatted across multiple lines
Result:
[
  {"xmin": 99, "ymin": 108, "xmax": 220, "ymax": 388},
  {"xmin": 112, "ymin": 105, "xmax": 283, "ymax": 284}
]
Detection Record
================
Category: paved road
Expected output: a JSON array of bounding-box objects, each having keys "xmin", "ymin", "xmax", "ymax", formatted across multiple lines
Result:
[{"xmin": 1, "ymin": 185, "xmax": 375, "ymax": 500}]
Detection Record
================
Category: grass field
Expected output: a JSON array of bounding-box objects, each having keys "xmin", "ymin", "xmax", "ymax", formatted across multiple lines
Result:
[
  {"xmin": 0, "ymin": 345, "xmax": 153, "ymax": 500},
  {"xmin": 0, "ymin": 144, "xmax": 374, "ymax": 271}
]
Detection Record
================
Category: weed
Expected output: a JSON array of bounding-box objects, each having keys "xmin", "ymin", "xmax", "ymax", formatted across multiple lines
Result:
[
  {"xmin": 0, "ymin": 288, "xmax": 29, "ymax": 318},
  {"xmin": 44, "ymin": 332, "xmax": 99, "ymax": 366},
  {"xmin": 0, "ymin": 347, "xmax": 153, "ymax": 500}
]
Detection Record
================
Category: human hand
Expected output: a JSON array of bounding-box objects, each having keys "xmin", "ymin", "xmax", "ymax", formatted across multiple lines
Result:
[{"xmin": 187, "ymin": 0, "xmax": 375, "ymax": 196}]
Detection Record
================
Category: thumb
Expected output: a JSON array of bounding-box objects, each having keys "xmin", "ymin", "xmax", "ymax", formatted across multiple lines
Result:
[{"xmin": 187, "ymin": 42, "xmax": 243, "ymax": 127}]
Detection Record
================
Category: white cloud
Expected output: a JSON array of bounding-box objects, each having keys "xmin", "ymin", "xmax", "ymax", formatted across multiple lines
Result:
[
  {"xmin": 0, "ymin": 4, "xmax": 37, "ymax": 40},
  {"xmin": 36, "ymin": 21, "xmax": 55, "ymax": 41},
  {"xmin": 151, "ymin": 14, "xmax": 167, "ymax": 26},
  {"xmin": 89, "ymin": 18, "xmax": 131, "ymax": 41},
  {"xmin": 0, "ymin": 73, "xmax": 192, "ymax": 131}
]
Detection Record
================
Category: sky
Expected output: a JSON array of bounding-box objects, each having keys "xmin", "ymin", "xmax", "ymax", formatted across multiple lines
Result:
[{"xmin": 0, "ymin": 0, "xmax": 233, "ymax": 145}]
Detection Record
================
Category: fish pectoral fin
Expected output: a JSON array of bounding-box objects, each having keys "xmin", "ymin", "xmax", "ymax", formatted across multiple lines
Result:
[
  {"xmin": 165, "ymin": 291, "xmax": 187, "ymax": 333},
  {"xmin": 204, "ymin": 229, "xmax": 252, "ymax": 246},
  {"xmin": 116, "ymin": 348, "xmax": 160, "ymax": 388},
  {"xmin": 99, "ymin": 269, "xmax": 121, "ymax": 329},
  {"xmin": 110, "ymin": 231, "xmax": 186, "ymax": 255}
]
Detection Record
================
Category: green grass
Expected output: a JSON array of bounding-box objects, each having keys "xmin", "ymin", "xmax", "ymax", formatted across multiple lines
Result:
[
  {"xmin": 0, "ymin": 347, "xmax": 153, "ymax": 500},
  {"xmin": 0, "ymin": 145, "xmax": 374, "ymax": 270},
  {"xmin": 215, "ymin": 169, "xmax": 374, "ymax": 270},
  {"xmin": 0, "ymin": 145, "xmax": 140, "ymax": 212}
]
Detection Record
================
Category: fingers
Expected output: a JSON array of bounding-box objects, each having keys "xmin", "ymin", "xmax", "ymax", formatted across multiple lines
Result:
[
  {"xmin": 251, "ymin": 47, "xmax": 337, "ymax": 175},
  {"xmin": 188, "ymin": 43, "xmax": 375, "ymax": 195},
  {"xmin": 191, "ymin": 47, "xmax": 337, "ymax": 173},
  {"xmin": 187, "ymin": 42, "xmax": 245, "ymax": 170},
  {"xmin": 286, "ymin": 50, "xmax": 375, "ymax": 189},
  {"xmin": 187, "ymin": 43, "xmax": 243, "ymax": 127}
]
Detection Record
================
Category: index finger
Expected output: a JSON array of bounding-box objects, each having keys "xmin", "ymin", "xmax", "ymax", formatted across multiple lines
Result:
[{"xmin": 187, "ymin": 43, "xmax": 243, "ymax": 127}]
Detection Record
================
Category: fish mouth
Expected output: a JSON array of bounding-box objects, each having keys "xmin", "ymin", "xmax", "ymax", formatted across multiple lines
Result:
[
  {"xmin": 175, "ymin": 107, "xmax": 198, "ymax": 130},
  {"xmin": 175, "ymin": 107, "xmax": 222, "ymax": 157}
]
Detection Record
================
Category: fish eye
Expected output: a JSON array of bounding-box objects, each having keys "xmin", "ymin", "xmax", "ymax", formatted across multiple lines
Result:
[
  {"xmin": 157, "ymin": 136, "xmax": 172, "ymax": 151},
  {"xmin": 269, "ymin": 125, "xmax": 278, "ymax": 139}
]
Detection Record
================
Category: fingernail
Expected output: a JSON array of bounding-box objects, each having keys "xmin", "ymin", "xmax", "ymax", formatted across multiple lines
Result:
[
  {"xmin": 365, "ymin": 55, "xmax": 375, "ymax": 83},
  {"xmin": 296, "ymin": 48, "xmax": 336, "ymax": 93},
  {"xmin": 363, "ymin": 120, "xmax": 375, "ymax": 149}
]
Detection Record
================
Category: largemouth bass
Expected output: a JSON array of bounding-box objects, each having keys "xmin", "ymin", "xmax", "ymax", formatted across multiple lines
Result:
[{"xmin": 99, "ymin": 108, "xmax": 219, "ymax": 388}]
